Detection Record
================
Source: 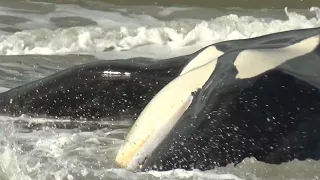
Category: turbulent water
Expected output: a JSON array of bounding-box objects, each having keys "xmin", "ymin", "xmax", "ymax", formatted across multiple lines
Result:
[{"xmin": 0, "ymin": 1, "xmax": 319, "ymax": 180}]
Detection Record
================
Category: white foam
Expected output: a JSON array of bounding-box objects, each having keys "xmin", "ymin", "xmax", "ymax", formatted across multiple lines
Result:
[
  {"xmin": 0, "ymin": 115, "xmax": 319, "ymax": 180},
  {"xmin": 0, "ymin": 8, "xmax": 318, "ymax": 57},
  {"xmin": 0, "ymin": 119, "xmax": 130, "ymax": 180},
  {"xmin": 148, "ymin": 169, "xmax": 244, "ymax": 180}
]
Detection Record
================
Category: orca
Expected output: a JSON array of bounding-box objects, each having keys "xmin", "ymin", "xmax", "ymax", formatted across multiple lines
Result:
[
  {"xmin": 2, "ymin": 27, "xmax": 317, "ymax": 122},
  {"xmin": 115, "ymin": 27, "xmax": 320, "ymax": 171},
  {"xmin": 0, "ymin": 27, "xmax": 319, "ymax": 170}
]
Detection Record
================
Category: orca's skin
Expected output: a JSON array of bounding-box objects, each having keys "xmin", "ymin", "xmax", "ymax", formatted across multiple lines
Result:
[{"xmin": 115, "ymin": 27, "xmax": 320, "ymax": 171}]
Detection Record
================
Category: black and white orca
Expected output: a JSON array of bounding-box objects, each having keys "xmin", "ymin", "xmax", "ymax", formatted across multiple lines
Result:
[
  {"xmin": 0, "ymin": 27, "xmax": 319, "ymax": 171},
  {"xmin": 115, "ymin": 27, "xmax": 320, "ymax": 171}
]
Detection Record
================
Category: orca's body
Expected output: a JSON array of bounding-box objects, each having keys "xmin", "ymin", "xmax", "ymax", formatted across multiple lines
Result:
[{"xmin": 0, "ymin": 27, "xmax": 319, "ymax": 171}]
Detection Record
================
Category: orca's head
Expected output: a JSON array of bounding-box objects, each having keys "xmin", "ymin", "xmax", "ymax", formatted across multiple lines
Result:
[{"xmin": 114, "ymin": 30, "xmax": 320, "ymax": 171}]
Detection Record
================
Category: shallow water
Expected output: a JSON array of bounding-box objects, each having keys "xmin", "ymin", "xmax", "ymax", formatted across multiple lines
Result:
[{"xmin": 0, "ymin": 1, "xmax": 319, "ymax": 180}]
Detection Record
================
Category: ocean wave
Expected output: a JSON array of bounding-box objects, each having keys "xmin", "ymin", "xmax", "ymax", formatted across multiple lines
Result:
[{"xmin": 0, "ymin": 7, "xmax": 318, "ymax": 56}]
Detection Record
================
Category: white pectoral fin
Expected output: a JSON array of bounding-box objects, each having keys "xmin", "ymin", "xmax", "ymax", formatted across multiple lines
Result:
[{"xmin": 115, "ymin": 58, "xmax": 217, "ymax": 170}]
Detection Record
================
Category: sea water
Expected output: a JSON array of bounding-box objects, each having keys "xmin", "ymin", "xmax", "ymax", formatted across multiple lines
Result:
[{"xmin": 0, "ymin": 1, "xmax": 319, "ymax": 180}]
